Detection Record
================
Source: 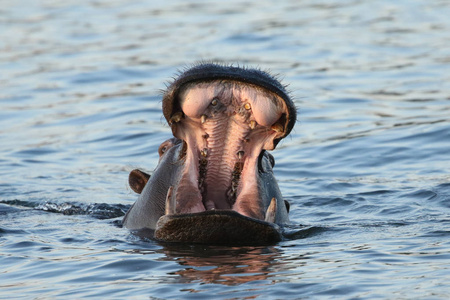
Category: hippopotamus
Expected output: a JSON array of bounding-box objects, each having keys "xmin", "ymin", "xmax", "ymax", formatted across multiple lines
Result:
[{"xmin": 123, "ymin": 63, "xmax": 296, "ymax": 245}]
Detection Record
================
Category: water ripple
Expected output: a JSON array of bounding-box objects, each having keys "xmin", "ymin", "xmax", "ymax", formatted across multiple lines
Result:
[{"xmin": 1, "ymin": 0, "xmax": 450, "ymax": 299}]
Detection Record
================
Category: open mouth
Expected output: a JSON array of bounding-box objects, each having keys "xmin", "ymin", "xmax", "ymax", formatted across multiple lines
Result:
[
  {"xmin": 161, "ymin": 64, "xmax": 296, "ymax": 222},
  {"xmin": 124, "ymin": 63, "xmax": 296, "ymax": 245}
]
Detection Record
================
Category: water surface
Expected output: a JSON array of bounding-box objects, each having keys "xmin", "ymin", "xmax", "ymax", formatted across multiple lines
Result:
[{"xmin": 1, "ymin": 0, "xmax": 449, "ymax": 299}]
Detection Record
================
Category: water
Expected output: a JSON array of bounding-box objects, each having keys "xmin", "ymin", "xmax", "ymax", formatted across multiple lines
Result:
[{"xmin": 1, "ymin": 0, "xmax": 449, "ymax": 298}]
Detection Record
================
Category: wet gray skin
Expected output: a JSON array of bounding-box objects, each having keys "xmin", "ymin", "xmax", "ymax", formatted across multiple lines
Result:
[{"xmin": 123, "ymin": 63, "xmax": 296, "ymax": 246}]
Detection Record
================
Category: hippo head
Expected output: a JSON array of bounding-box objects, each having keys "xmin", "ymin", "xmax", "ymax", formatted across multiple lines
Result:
[{"xmin": 123, "ymin": 63, "xmax": 296, "ymax": 245}]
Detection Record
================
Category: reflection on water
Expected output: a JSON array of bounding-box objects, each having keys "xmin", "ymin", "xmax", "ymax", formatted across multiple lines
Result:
[
  {"xmin": 158, "ymin": 245, "xmax": 286, "ymax": 286},
  {"xmin": 1, "ymin": 0, "xmax": 450, "ymax": 298}
]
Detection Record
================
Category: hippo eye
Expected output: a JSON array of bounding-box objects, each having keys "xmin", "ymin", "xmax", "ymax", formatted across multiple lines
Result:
[
  {"xmin": 258, "ymin": 150, "xmax": 275, "ymax": 173},
  {"xmin": 158, "ymin": 145, "xmax": 168, "ymax": 157},
  {"xmin": 211, "ymin": 98, "xmax": 219, "ymax": 106},
  {"xmin": 158, "ymin": 140, "xmax": 175, "ymax": 157},
  {"xmin": 268, "ymin": 152, "xmax": 275, "ymax": 168}
]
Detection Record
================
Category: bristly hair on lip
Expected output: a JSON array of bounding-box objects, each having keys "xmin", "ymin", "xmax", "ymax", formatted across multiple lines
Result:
[{"xmin": 161, "ymin": 62, "xmax": 297, "ymax": 147}]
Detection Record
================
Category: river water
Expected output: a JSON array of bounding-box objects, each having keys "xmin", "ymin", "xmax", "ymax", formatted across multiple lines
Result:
[{"xmin": 1, "ymin": 0, "xmax": 449, "ymax": 299}]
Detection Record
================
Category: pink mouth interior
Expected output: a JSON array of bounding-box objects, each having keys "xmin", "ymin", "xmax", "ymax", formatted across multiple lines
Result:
[{"xmin": 167, "ymin": 80, "xmax": 288, "ymax": 220}]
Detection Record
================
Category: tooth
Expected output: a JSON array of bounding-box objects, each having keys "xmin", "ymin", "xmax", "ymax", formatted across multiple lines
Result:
[
  {"xmin": 249, "ymin": 120, "xmax": 257, "ymax": 129},
  {"xmin": 205, "ymin": 201, "xmax": 215, "ymax": 210},
  {"xmin": 237, "ymin": 150, "xmax": 244, "ymax": 159},
  {"xmin": 201, "ymin": 148, "xmax": 208, "ymax": 157},
  {"xmin": 244, "ymin": 103, "xmax": 251, "ymax": 110},
  {"xmin": 201, "ymin": 114, "xmax": 207, "ymax": 124},
  {"xmin": 169, "ymin": 112, "xmax": 183, "ymax": 125},
  {"xmin": 271, "ymin": 123, "xmax": 284, "ymax": 133},
  {"xmin": 265, "ymin": 197, "xmax": 277, "ymax": 223},
  {"xmin": 165, "ymin": 186, "xmax": 176, "ymax": 215},
  {"xmin": 227, "ymin": 188, "xmax": 236, "ymax": 199}
]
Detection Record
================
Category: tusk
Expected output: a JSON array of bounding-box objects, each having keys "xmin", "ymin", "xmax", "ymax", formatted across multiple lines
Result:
[
  {"xmin": 201, "ymin": 114, "xmax": 207, "ymax": 124},
  {"xmin": 249, "ymin": 120, "xmax": 257, "ymax": 129},
  {"xmin": 169, "ymin": 112, "xmax": 183, "ymax": 125},
  {"xmin": 165, "ymin": 186, "xmax": 176, "ymax": 215},
  {"xmin": 265, "ymin": 197, "xmax": 277, "ymax": 223},
  {"xmin": 271, "ymin": 123, "xmax": 284, "ymax": 133}
]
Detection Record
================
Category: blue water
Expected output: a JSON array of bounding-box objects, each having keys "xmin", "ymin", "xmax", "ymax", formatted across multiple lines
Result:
[{"xmin": 1, "ymin": 0, "xmax": 450, "ymax": 298}]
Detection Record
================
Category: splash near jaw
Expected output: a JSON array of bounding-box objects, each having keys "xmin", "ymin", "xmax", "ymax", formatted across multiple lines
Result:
[{"xmin": 165, "ymin": 80, "xmax": 288, "ymax": 220}]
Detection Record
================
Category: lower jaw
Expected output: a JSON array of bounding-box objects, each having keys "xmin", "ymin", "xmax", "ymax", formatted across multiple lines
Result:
[{"xmin": 154, "ymin": 210, "xmax": 282, "ymax": 246}]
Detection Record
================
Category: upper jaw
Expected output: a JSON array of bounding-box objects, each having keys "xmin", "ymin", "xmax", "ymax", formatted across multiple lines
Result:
[
  {"xmin": 162, "ymin": 63, "xmax": 296, "ymax": 145},
  {"xmin": 161, "ymin": 63, "xmax": 296, "ymax": 222},
  {"xmin": 162, "ymin": 80, "xmax": 287, "ymax": 221}
]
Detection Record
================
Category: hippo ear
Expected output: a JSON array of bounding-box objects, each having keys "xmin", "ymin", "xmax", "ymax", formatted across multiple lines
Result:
[{"xmin": 128, "ymin": 169, "xmax": 150, "ymax": 194}]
